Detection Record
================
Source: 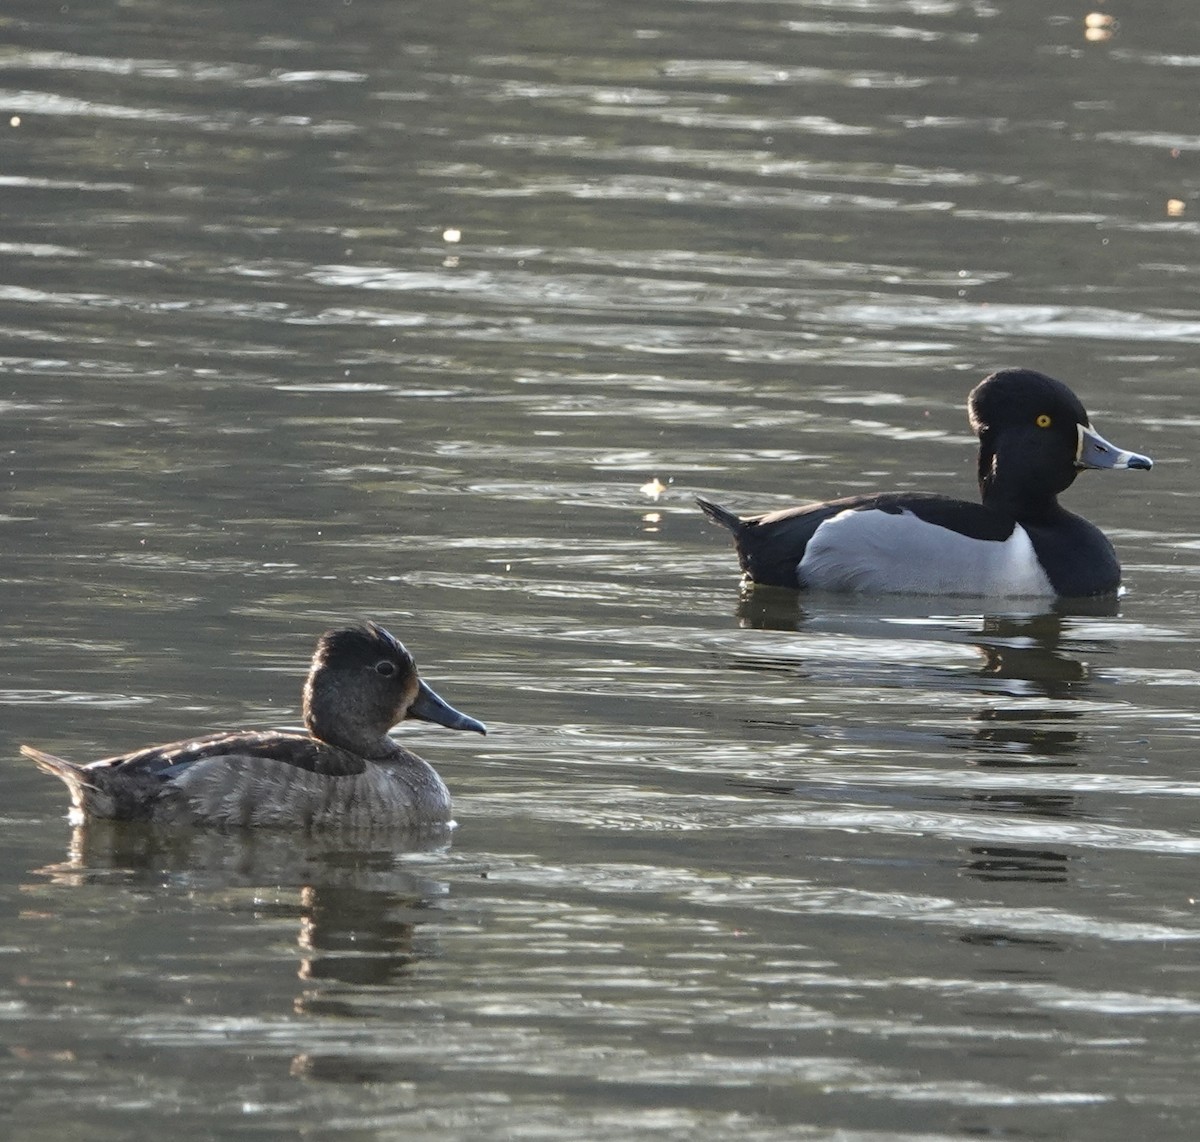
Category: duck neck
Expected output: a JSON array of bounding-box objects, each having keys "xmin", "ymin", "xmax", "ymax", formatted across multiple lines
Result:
[
  {"xmin": 303, "ymin": 683, "xmax": 396, "ymax": 759},
  {"xmin": 978, "ymin": 447, "xmax": 1063, "ymax": 523}
]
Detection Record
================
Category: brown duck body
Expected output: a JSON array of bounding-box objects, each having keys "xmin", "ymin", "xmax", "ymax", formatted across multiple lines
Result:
[
  {"xmin": 22, "ymin": 733, "xmax": 452, "ymax": 829},
  {"xmin": 22, "ymin": 623, "xmax": 484, "ymax": 830}
]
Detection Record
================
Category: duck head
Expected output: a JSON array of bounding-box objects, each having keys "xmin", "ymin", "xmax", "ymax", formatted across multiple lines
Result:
[
  {"xmin": 968, "ymin": 369, "xmax": 1152, "ymax": 519},
  {"xmin": 302, "ymin": 622, "xmax": 485, "ymax": 757}
]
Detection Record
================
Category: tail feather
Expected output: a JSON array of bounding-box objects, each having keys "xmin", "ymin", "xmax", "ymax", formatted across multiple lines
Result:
[
  {"xmin": 695, "ymin": 496, "xmax": 745, "ymax": 535},
  {"xmin": 21, "ymin": 744, "xmax": 93, "ymax": 794}
]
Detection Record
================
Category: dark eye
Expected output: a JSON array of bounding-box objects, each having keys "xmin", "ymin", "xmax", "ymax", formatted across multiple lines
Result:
[{"xmin": 374, "ymin": 659, "xmax": 397, "ymax": 677}]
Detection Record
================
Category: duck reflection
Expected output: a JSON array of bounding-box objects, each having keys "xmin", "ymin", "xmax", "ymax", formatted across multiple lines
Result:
[
  {"xmin": 293, "ymin": 866, "xmax": 435, "ymax": 1006},
  {"xmin": 972, "ymin": 600, "xmax": 1118, "ymax": 697},
  {"xmin": 34, "ymin": 821, "xmax": 451, "ymax": 1010},
  {"xmin": 960, "ymin": 845, "xmax": 1070, "ymax": 885},
  {"xmin": 718, "ymin": 585, "xmax": 1127, "ymax": 888},
  {"xmin": 958, "ymin": 930, "xmax": 1066, "ymax": 953},
  {"xmin": 730, "ymin": 581, "xmax": 808, "ymax": 631},
  {"xmin": 961, "ymin": 706, "xmax": 1084, "ymax": 765},
  {"xmin": 728, "ymin": 580, "xmax": 1119, "ymax": 710},
  {"xmin": 953, "ymin": 791, "xmax": 1075, "ymax": 886},
  {"xmin": 949, "ymin": 602, "xmax": 1118, "ymax": 767}
]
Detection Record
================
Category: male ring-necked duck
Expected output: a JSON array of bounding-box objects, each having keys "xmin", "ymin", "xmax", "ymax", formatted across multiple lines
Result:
[
  {"xmin": 21, "ymin": 622, "xmax": 485, "ymax": 828},
  {"xmin": 697, "ymin": 369, "xmax": 1153, "ymax": 597}
]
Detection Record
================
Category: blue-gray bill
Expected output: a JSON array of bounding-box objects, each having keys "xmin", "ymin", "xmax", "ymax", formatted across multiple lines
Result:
[
  {"xmin": 410, "ymin": 680, "xmax": 487, "ymax": 734},
  {"xmin": 1076, "ymin": 424, "xmax": 1153, "ymax": 471}
]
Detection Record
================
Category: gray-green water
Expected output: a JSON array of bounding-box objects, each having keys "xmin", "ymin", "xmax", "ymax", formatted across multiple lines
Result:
[{"xmin": 2, "ymin": 1, "xmax": 1198, "ymax": 1138}]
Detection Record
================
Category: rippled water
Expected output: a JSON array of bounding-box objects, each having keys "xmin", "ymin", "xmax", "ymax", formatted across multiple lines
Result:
[{"xmin": 3, "ymin": 1, "xmax": 1199, "ymax": 1138}]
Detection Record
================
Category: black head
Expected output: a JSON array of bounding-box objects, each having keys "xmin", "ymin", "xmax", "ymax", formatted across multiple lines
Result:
[
  {"xmin": 969, "ymin": 369, "xmax": 1089, "ymax": 441},
  {"xmin": 303, "ymin": 622, "xmax": 484, "ymax": 755},
  {"xmin": 966, "ymin": 369, "xmax": 1145, "ymax": 518}
]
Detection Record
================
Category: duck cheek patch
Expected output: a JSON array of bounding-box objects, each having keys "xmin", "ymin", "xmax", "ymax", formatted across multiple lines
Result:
[{"xmin": 396, "ymin": 674, "xmax": 421, "ymax": 720}]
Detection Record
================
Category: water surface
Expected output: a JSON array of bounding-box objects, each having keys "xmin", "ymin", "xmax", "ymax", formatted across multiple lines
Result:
[{"xmin": 2, "ymin": 1, "xmax": 1198, "ymax": 1139}]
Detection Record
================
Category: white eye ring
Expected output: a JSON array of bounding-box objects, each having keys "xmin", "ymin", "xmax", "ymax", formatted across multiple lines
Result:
[{"xmin": 375, "ymin": 660, "xmax": 397, "ymax": 677}]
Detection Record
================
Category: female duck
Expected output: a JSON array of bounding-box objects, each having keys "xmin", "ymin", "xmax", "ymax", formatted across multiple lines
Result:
[
  {"xmin": 698, "ymin": 369, "xmax": 1152, "ymax": 597},
  {"xmin": 22, "ymin": 622, "xmax": 485, "ymax": 829}
]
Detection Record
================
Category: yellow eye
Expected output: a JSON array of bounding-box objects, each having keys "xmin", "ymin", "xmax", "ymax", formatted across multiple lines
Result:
[{"xmin": 1035, "ymin": 414, "xmax": 1052, "ymax": 428}]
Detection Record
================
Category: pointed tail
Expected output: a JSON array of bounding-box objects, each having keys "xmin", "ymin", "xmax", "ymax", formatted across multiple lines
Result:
[
  {"xmin": 20, "ymin": 745, "xmax": 92, "ymax": 796},
  {"xmin": 696, "ymin": 496, "xmax": 745, "ymax": 536}
]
